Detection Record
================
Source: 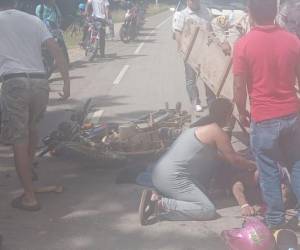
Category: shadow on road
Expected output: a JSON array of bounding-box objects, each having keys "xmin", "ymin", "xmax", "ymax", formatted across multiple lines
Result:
[
  {"xmin": 90, "ymin": 53, "xmax": 146, "ymax": 64},
  {"xmin": 138, "ymin": 32, "xmax": 156, "ymax": 37},
  {"xmin": 101, "ymin": 109, "xmax": 154, "ymax": 123},
  {"xmin": 135, "ymin": 38, "xmax": 156, "ymax": 43},
  {"xmin": 140, "ymin": 27, "xmax": 155, "ymax": 32},
  {"xmin": 69, "ymin": 60, "xmax": 89, "ymax": 70}
]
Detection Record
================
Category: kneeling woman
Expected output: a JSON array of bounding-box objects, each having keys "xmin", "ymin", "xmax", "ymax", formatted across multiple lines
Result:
[{"xmin": 139, "ymin": 98, "xmax": 255, "ymax": 225}]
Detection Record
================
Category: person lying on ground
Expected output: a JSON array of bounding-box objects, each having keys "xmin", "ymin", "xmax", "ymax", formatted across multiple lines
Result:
[
  {"xmin": 138, "ymin": 98, "xmax": 256, "ymax": 225},
  {"xmin": 231, "ymin": 166, "xmax": 293, "ymax": 217}
]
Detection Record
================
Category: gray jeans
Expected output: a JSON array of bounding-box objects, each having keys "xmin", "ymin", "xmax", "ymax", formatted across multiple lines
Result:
[
  {"xmin": 184, "ymin": 63, "xmax": 216, "ymax": 107},
  {"xmin": 158, "ymin": 180, "xmax": 216, "ymax": 221}
]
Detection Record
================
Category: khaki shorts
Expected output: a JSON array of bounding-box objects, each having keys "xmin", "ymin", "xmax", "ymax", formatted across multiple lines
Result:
[{"xmin": 1, "ymin": 77, "xmax": 49, "ymax": 144}]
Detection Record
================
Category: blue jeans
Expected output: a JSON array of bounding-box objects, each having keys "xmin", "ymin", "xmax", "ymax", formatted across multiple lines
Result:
[{"xmin": 251, "ymin": 113, "xmax": 300, "ymax": 227}]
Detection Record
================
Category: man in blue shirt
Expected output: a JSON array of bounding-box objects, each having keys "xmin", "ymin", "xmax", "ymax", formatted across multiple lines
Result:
[{"xmin": 36, "ymin": 0, "xmax": 61, "ymax": 30}]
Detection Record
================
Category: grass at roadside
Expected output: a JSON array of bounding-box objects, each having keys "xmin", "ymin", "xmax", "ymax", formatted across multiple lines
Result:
[
  {"xmin": 64, "ymin": 2, "xmax": 174, "ymax": 48},
  {"xmin": 64, "ymin": 27, "xmax": 82, "ymax": 49}
]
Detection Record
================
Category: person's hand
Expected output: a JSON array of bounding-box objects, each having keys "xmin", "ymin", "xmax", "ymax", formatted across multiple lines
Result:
[
  {"xmin": 220, "ymin": 41, "xmax": 231, "ymax": 56},
  {"xmin": 239, "ymin": 111, "xmax": 251, "ymax": 128},
  {"xmin": 241, "ymin": 204, "xmax": 256, "ymax": 217},
  {"xmin": 246, "ymin": 160, "xmax": 257, "ymax": 172},
  {"xmin": 59, "ymin": 83, "xmax": 70, "ymax": 100}
]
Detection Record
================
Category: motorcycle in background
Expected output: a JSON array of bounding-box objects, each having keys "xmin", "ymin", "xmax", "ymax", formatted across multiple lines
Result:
[
  {"xmin": 83, "ymin": 19, "xmax": 107, "ymax": 61},
  {"xmin": 119, "ymin": 3, "xmax": 140, "ymax": 43}
]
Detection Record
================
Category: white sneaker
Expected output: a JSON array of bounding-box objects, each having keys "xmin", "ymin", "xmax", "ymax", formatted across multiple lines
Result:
[{"xmin": 195, "ymin": 104, "xmax": 203, "ymax": 112}]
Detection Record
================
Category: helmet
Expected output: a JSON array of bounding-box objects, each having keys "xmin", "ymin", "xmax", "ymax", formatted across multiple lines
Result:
[
  {"xmin": 221, "ymin": 217, "xmax": 275, "ymax": 250},
  {"xmin": 78, "ymin": 3, "xmax": 86, "ymax": 11}
]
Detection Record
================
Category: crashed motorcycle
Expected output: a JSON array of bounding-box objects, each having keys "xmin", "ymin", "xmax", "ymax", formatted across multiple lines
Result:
[
  {"xmin": 42, "ymin": 27, "xmax": 70, "ymax": 79},
  {"xmin": 39, "ymin": 100, "xmax": 191, "ymax": 162}
]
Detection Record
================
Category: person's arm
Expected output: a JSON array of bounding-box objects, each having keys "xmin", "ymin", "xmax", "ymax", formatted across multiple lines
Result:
[
  {"xmin": 44, "ymin": 38, "xmax": 70, "ymax": 99},
  {"xmin": 86, "ymin": 0, "xmax": 93, "ymax": 16},
  {"xmin": 296, "ymin": 63, "xmax": 300, "ymax": 91},
  {"xmin": 276, "ymin": 3, "xmax": 288, "ymax": 28},
  {"xmin": 233, "ymin": 40, "xmax": 250, "ymax": 127},
  {"xmin": 105, "ymin": 1, "xmax": 110, "ymax": 20},
  {"xmin": 172, "ymin": 11, "xmax": 185, "ymax": 49},
  {"xmin": 232, "ymin": 181, "xmax": 255, "ymax": 216},
  {"xmin": 35, "ymin": 5, "xmax": 41, "ymax": 19},
  {"xmin": 213, "ymin": 125, "xmax": 255, "ymax": 170},
  {"xmin": 234, "ymin": 74, "xmax": 250, "ymax": 127},
  {"xmin": 174, "ymin": 31, "xmax": 182, "ymax": 50}
]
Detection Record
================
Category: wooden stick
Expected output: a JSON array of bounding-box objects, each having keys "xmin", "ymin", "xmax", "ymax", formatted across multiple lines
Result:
[
  {"xmin": 216, "ymin": 58, "xmax": 233, "ymax": 97},
  {"xmin": 34, "ymin": 185, "xmax": 64, "ymax": 194},
  {"xmin": 184, "ymin": 27, "xmax": 200, "ymax": 63}
]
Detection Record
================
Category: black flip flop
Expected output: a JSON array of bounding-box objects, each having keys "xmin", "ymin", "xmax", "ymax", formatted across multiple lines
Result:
[
  {"xmin": 139, "ymin": 190, "xmax": 157, "ymax": 226},
  {"xmin": 11, "ymin": 196, "xmax": 41, "ymax": 212}
]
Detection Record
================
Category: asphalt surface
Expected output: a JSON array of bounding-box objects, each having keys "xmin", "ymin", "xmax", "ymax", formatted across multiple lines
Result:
[{"xmin": 0, "ymin": 11, "xmax": 252, "ymax": 250}]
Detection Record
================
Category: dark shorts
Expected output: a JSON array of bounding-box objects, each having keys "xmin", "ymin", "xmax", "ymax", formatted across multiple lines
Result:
[{"xmin": 1, "ymin": 77, "xmax": 49, "ymax": 144}]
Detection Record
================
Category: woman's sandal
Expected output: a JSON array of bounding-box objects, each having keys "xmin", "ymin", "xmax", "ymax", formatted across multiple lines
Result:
[{"xmin": 139, "ymin": 190, "xmax": 159, "ymax": 226}]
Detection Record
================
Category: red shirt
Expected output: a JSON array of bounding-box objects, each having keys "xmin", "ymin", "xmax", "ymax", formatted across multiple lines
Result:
[{"xmin": 233, "ymin": 25, "xmax": 300, "ymax": 122}]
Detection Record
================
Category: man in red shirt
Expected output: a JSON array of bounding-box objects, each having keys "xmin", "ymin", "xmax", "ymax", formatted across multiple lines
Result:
[{"xmin": 233, "ymin": 0, "xmax": 300, "ymax": 229}]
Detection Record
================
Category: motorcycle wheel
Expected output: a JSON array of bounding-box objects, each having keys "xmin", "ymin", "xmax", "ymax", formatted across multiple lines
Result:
[
  {"xmin": 119, "ymin": 24, "xmax": 130, "ymax": 43},
  {"xmin": 129, "ymin": 24, "xmax": 138, "ymax": 41}
]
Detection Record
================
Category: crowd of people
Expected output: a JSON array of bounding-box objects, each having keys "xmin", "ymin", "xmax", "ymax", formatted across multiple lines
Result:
[
  {"xmin": 139, "ymin": 0, "xmax": 300, "ymax": 235},
  {"xmin": 1, "ymin": 0, "xmax": 300, "ymax": 247}
]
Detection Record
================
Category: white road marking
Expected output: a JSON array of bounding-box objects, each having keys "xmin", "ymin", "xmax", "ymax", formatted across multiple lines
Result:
[
  {"xmin": 155, "ymin": 16, "xmax": 172, "ymax": 29},
  {"xmin": 115, "ymin": 16, "xmax": 171, "ymax": 83},
  {"xmin": 133, "ymin": 16, "xmax": 171, "ymax": 54},
  {"xmin": 134, "ymin": 42, "xmax": 145, "ymax": 55},
  {"xmin": 113, "ymin": 65, "xmax": 130, "ymax": 85}
]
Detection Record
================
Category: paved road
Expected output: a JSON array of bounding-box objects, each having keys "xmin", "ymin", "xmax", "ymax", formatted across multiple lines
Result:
[{"xmin": 0, "ymin": 11, "xmax": 245, "ymax": 250}]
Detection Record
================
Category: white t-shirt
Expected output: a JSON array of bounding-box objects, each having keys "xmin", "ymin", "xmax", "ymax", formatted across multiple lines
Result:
[
  {"xmin": 172, "ymin": 6, "xmax": 211, "ymax": 32},
  {"xmin": 89, "ymin": 0, "xmax": 109, "ymax": 19},
  {"xmin": 0, "ymin": 9, "xmax": 52, "ymax": 76}
]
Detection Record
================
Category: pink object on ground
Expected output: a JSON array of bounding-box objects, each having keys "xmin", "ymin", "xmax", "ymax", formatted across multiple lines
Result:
[{"xmin": 221, "ymin": 217, "xmax": 275, "ymax": 250}]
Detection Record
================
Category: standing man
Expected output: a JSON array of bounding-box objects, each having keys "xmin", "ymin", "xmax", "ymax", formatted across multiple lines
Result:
[
  {"xmin": 233, "ymin": 0, "xmax": 300, "ymax": 229},
  {"xmin": 35, "ymin": 0, "xmax": 62, "ymax": 31},
  {"xmin": 86, "ymin": 0, "xmax": 110, "ymax": 57},
  {"xmin": 0, "ymin": 0, "xmax": 70, "ymax": 211},
  {"xmin": 173, "ymin": 0, "xmax": 214, "ymax": 113}
]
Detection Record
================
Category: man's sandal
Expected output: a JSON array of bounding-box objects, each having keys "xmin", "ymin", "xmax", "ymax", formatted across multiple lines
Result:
[{"xmin": 11, "ymin": 195, "xmax": 41, "ymax": 212}]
